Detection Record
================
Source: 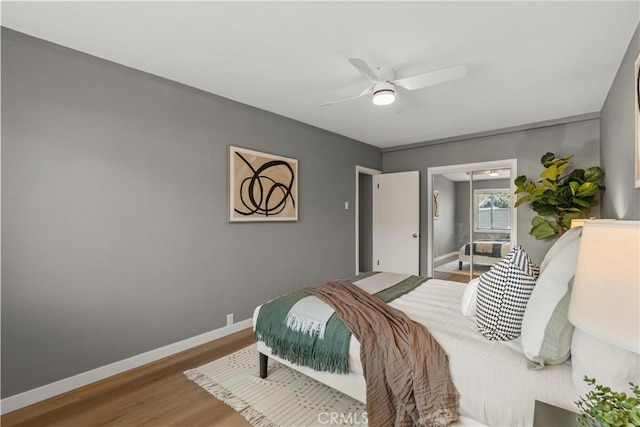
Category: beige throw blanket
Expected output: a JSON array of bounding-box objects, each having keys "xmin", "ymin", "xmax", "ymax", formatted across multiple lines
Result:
[{"xmin": 306, "ymin": 280, "xmax": 459, "ymax": 427}]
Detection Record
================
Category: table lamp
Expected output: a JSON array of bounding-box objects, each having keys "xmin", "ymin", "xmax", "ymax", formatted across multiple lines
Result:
[{"xmin": 568, "ymin": 220, "xmax": 640, "ymax": 354}]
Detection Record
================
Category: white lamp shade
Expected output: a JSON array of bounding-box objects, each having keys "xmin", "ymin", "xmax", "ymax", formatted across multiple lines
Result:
[
  {"xmin": 373, "ymin": 90, "xmax": 395, "ymax": 106},
  {"xmin": 372, "ymin": 82, "xmax": 396, "ymax": 106},
  {"xmin": 568, "ymin": 220, "xmax": 640, "ymax": 353}
]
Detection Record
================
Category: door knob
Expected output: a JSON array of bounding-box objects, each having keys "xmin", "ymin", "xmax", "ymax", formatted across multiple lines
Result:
[{"xmin": 412, "ymin": 234, "xmax": 418, "ymax": 238}]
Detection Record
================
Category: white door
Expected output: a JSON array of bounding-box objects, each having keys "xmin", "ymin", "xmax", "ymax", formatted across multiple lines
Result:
[{"xmin": 372, "ymin": 171, "xmax": 420, "ymax": 275}]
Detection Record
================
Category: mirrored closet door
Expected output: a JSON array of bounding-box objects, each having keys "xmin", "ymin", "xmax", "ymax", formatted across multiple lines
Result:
[
  {"xmin": 467, "ymin": 168, "xmax": 512, "ymax": 280},
  {"xmin": 428, "ymin": 161, "xmax": 516, "ymax": 283}
]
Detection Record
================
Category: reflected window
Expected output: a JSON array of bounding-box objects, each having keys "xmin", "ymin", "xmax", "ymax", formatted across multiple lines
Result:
[{"xmin": 474, "ymin": 189, "xmax": 511, "ymax": 232}]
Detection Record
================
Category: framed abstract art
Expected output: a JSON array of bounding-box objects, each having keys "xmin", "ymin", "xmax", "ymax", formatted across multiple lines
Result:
[
  {"xmin": 635, "ymin": 51, "xmax": 640, "ymax": 189},
  {"xmin": 228, "ymin": 146, "xmax": 298, "ymax": 222}
]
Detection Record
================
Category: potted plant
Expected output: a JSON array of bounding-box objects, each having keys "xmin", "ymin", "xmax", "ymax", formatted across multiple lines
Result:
[
  {"xmin": 576, "ymin": 377, "xmax": 640, "ymax": 427},
  {"xmin": 514, "ymin": 152, "xmax": 604, "ymax": 240}
]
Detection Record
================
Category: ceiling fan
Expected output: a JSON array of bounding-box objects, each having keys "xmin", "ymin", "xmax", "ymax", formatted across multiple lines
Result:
[{"xmin": 322, "ymin": 58, "xmax": 467, "ymax": 107}]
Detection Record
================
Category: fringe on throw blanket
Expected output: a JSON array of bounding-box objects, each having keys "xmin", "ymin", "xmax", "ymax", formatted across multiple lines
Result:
[{"xmin": 284, "ymin": 313, "xmax": 327, "ymax": 338}]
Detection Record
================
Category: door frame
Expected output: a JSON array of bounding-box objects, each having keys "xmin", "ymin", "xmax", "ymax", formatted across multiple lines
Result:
[
  {"xmin": 426, "ymin": 159, "xmax": 518, "ymax": 277},
  {"xmin": 355, "ymin": 165, "xmax": 381, "ymax": 274}
]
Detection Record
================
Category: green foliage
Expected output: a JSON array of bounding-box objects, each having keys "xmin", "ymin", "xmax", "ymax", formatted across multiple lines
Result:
[
  {"xmin": 576, "ymin": 377, "xmax": 640, "ymax": 427},
  {"xmin": 514, "ymin": 152, "xmax": 604, "ymax": 240},
  {"xmin": 477, "ymin": 192, "xmax": 511, "ymax": 209}
]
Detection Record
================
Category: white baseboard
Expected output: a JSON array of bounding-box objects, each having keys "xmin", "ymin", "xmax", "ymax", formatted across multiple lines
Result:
[
  {"xmin": 434, "ymin": 251, "xmax": 458, "ymax": 262},
  {"xmin": 0, "ymin": 318, "xmax": 253, "ymax": 415}
]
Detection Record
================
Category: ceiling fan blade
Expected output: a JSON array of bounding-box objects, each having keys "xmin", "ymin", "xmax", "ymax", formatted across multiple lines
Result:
[
  {"xmin": 348, "ymin": 58, "xmax": 381, "ymax": 83},
  {"xmin": 320, "ymin": 86, "xmax": 373, "ymax": 106},
  {"xmin": 393, "ymin": 65, "xmax": 467, "ymax": 91}
]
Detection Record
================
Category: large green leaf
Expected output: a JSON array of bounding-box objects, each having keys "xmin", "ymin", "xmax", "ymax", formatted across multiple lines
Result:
[
  {"xmin": 547, "ymin": 195, "xmax": 571, "ymax": 207},
  {"xmin": 514, "ymin": 175, "xmax": 527, "ymax": 187},
  {"xmin": 551, "ymin": 154, "xmax": 573, "ymax": 164},
  {"xmin": 569, "ymin": 169, "xmax": 586, "ymax": 182},
  {"xmin": 576, "ymin": 182, "xmax": 599, "ymax": 198},
  {"xmin": 541, "ymin": 179, "xmax": 557, "ymax": 190},
  {"xmin": 569, "ymin": 181, "xmax": 580, "ymax": 195},
  {"xmin": 529, "ymin": 183, "xmax": 542, "ymax": 193},
  {"xmin": 531, "ymin": 216, "xmax": 547, "ymax": 227},
  {"xmin": 584, "ymin": 166, "xmax": 603, "ymax": 183},
  {"xmin": 557, "ymin": 161, "xmax": 571, "ymax": 175},
  {"xmin": 540, "ymin": 164, "xmax": 559, "ymax": 181},
  {"xmin": 558, "ymin": 186, "xmax": 573, "ymax": 199},
  {"xmin": 572, "ymin": 197, "xmax": 591, "ymax": 208},
  {"xmin": 514, "ymin": 195, "xmax": 535, "ymax": 207},
  {"xmin": 562, "ymin": 211, "xmax": 585, "ymax": 224},
  {"xmin": 514, "ymin": 187, "xmax": 525, "ymax": 194},
  {"xmin": 541, "ymin": 152, "xmax": 555, "ymax": 167},
  {"xmin": 531, "ymin": 202, "xmax": 556, "ymax": 216},
  {"xmin": 530, "ymin": 217, "xmax": 557, "ymax": 240},
  {"xmin": 560, "ymin": 212, "xmax": 586, "ymax": 231}
]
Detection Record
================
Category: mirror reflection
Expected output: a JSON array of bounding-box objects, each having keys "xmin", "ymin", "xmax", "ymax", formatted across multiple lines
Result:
[{"xmin": 432, "ymin": 167, "xmax": 512, "ymax": 283}]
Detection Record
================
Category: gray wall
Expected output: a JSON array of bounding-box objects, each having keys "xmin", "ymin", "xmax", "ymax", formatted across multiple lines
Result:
[
  {"xmin": 454, "ymin": 178, "xmax": 511, "ymax": 250},
  {"xmin": 383, "ymin": 118, "xmax": 601, "ymax": 271},
  {"xmin": 601, "ymin": 23, "xmax": 640, "ymax": 220},
  {"xmin": 432, "ymin": 175, "xmax": 456, "ymax": 258},
  {"xmin": 1, "ymin": 29, "xmax": 381, "ymax": 398}
]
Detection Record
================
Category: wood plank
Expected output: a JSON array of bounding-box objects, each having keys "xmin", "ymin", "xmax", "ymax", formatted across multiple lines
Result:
[{"xmin": 2, "ymin": 328, "xmax": 255, "ymax": 427}]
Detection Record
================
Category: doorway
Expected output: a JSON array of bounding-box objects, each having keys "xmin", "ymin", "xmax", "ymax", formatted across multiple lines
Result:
[{"xmin": 355, "ymin": 166, "xmax": 380, "ymax": 274}]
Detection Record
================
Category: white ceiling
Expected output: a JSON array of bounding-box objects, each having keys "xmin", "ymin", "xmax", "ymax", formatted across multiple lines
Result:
[{"xmin": 2, "ymin": 1, "xmax": 638, "ymax": 149}]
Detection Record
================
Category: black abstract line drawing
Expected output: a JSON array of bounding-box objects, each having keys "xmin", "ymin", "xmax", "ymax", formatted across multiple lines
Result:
[
  {"xmin": 229, "ymin": 146, "xmax": 298, "ymax": 222},
  {"xmin": 235, "ymin": 152, "xmax": 295, "ymax": 217}
]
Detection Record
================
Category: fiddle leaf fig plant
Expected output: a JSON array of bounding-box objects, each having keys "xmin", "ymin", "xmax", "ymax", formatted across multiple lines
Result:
[{"xmin": 514, "ymin": 152, "xmax": 604, "ymax": 240}]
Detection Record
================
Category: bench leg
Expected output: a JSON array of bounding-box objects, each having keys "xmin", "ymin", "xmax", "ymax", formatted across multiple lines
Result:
[{"xmin": 259, "ymin": 352, "xmax": 268, "ymax": 378}]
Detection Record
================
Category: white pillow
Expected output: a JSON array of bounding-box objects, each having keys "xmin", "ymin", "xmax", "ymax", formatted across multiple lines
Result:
[
  {"xmin": 461, "ymin": 277, "xmax": 480, "ymax": 317},
  {"xmin": 571, "ymin": 328, "xmax": 640, "ymax": 397},
  {"xmin": 521, "ymin": 230, "xmax": 582, "ymax": 368},
  {"xmin": 539, "ymin": 226, "xmax": 582, "ymax": 272}
]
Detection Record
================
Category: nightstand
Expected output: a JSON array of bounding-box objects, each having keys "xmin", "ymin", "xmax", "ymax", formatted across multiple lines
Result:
[{"xmin": 533, "ymin": 400, "xmax": 579, "ymax": 427}]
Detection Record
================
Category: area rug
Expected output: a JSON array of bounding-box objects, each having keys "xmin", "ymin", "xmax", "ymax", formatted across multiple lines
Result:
[
  {"xmin": 434, "ymin": 260, "xmax": 491, "ymax": 278},
  {"xmin": 184, "ymin": 344, "xmax": 367, "ymax": 427}
]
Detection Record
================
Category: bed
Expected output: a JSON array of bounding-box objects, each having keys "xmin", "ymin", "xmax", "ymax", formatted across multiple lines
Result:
[
  {"xmin": 252, "ymin": 226, "xmax": 640, "ymax": 426},
  {"xmin": 254, "ymin": 279, "xmax": 573, "ymax": 426},
  {"xmin": 457, "ymin": 240, "xmax": 510, "ymax": 269}
]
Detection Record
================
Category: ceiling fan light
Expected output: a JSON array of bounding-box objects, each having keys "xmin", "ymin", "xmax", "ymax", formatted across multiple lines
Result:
[{"xmin": 373, "ymin": 89, "xmax": 395, "ymax": 106}]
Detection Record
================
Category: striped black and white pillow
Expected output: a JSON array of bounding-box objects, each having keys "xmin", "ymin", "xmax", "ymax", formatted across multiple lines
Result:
[{"xmin": 476, "ymin": 246, "xmax": 540, "ymax": 341}]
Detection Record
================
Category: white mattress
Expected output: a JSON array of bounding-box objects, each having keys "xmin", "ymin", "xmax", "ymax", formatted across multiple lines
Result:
[{"xmin": 255, "ymin": 278, "xmax": 578, "ymax": 426}]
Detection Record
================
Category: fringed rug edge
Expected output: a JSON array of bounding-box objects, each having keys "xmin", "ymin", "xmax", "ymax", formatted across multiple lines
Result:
[{"xmin": 184, "ymin": 368, "xmax": 276, "ymax": 427}]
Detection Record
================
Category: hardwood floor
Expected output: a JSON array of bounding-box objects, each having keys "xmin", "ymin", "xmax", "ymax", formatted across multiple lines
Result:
[{"xmin": 2, "ymin": 328, "xmax": 255, "ymax": 427}]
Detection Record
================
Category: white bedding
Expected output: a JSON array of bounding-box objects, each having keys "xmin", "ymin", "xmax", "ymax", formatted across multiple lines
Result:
[{"xmin": 254, "ymin": 278, "xmax": 578, "ymax": 426}]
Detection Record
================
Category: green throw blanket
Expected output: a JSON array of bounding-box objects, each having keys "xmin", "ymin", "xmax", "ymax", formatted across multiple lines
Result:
[{"xmin": 254, "ymin": 272, "xmax": 428, "ymax": 374}]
